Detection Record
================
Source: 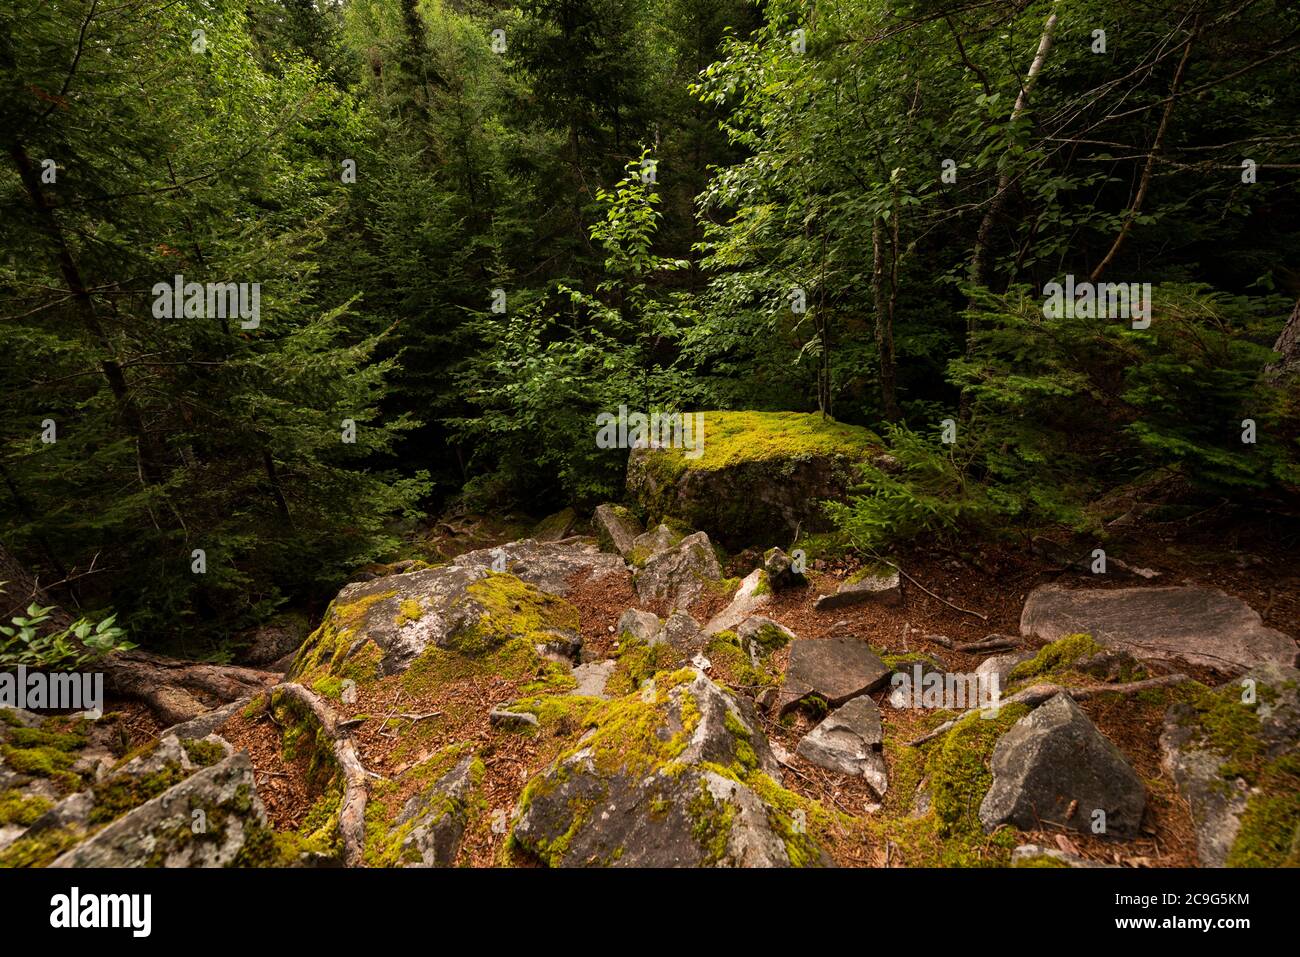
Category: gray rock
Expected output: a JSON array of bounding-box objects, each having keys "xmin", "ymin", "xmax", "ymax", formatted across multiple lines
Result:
[
  {"xmin": 703, "ymin": 568, "xmax": 772, "ymax": 634},
  {"xmin": 630, "ymin": 524, "xmax": 684, "ymax": 563},
  {"xmin": 1020, "ymin": 584, "xmax": 1296, "ymax": 673},
  {"xmin": 1011, "ymin": 843, "xmax": 1118, "ymax": 868},
  {"xmin": 814, "ymin": 566, "xmax": 902, "ymax": 611},
  {"xmin": 1160, "ymin": 663, "xmax": 1300, "ymax": 866},
  {"xmin": 50, "ymin": 751, "xmax": 267, "ymax": 867},
  {"xmin": 625, "ymin": 414, "xmax": 875, "ymax": 549},
  {"xmin": 488, "ymin": 706, "xmax": 540, "ymax": 731},
  {"xmin": 777, "ymin": 638, "xmax": 891, "ymax": 714},
  {"xmin": 979, "ymin": 693, "xmax": 1145, "ymax": 837},
  {"xmin": 396, "ymin": 755, "xmax": 478, "ymax": 867},
  {"xmin": 616, "ymin": 608, "xmax": 662, "ymax": 644},
  {"xmin": 290, "ymin": 558, "xmax": 583, "ymax": 679},
  {"xmin": 762, "ymin": 548, "xmax": 807, "ymax": 589},
  {"xmin": 975, "ymin": 652, "xmax": 1035, "ymax": 694},
  {"xmin": 454, "ymin": 538, "xmax": 629, "ymax": 596},
  {"xmin": 592, "ymin": 504, "xmax": 643, "ymax": 557},
  {"xmin": 530, "ymin": 507, "xmax": 579, "ymax": 542},
  {"xmin": 571, "ymin": 660, "xmax": 617, "ymax": 698},
  {"xmin": 796, "ymin": 696, "xmax": 888, "ymax": 795},
  {"xmin": 633, "ymin": 531, "xmax": 723, "ymax": 613},
  {"xmin": 661, "ymin": 610, "xmax": 705, "ymax": 656},
  {"xmin": 512, "ymin": 671, "xmax": 830, "ymax": 867}
]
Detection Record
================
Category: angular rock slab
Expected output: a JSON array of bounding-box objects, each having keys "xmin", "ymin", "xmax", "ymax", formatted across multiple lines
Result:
[
  {"xmin": 633, "ymin": 531, "xmax": 722, "ymax": 613},
  {"xmin": 704, "ymin": 568, "xmax": 772, "ymax": 634},
  {"xmin": 814, "ymin": 567, "xmax": 901, "ymax": 611},
  {"xmin": 979, "ymin": 693, "xmax": 1145, "ymax": 837},
  {"xmin": 571, "ymin": 659, "xmax": 618, "ymax": 698},
  {"xmin": 777, "ymin": 638, "xmax": 891, "ymax": 714},
  {"xmin": 50, "ymin": 751, "xmax": 266, "ymax": 867},
  {"xmin": 796, "ymin": 696, "xmax": 888, "ymax": 796},
  {"xmin": 591, "ymin": 504, "xmax": 643, "ymax": 557},
  {"xmin": 1160, "ymin": 663, "xmax": 1300, "ymax": 866},
  {"xmin": 454, "ymin": 538, "xmax": 629, "ymax": 596},
  {"xmin": 1020, "ymin": 584, "xmax": 1296, "ymax": 673},
  {"xmin": 511, "ymin": 671, "xmax": 830, "ymax": 867}
]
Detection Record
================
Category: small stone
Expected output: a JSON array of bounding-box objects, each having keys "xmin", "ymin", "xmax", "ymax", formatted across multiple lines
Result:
[
  {"xmin": 814, "ymin": 566, "xmax": 902, "ymax": 611},
  {"xmin": 796, "ymin": 696, "xmax": 888, "ymax": 795}
]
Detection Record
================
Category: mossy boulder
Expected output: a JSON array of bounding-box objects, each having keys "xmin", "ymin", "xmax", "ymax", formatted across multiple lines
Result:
[
  {"xmin": 452, "ymin": 538, "xmax": 628, "ymax": 596},
  {"xmin": 1160, "ymin": 663, "xmax": 1300, "ymax": 867},
  {"xmin": 510, "ymin": 670, "xmax": 832, "ymax": 867},
  {"xmin": 290, "ymin": 562, "xmax": 583, "ymax": 689},
  {"xmin": 626, "ymin": 410, "xmax": 878, "ymax": 549}
]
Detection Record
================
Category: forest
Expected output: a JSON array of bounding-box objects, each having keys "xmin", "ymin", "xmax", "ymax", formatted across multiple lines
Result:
[{"xmin": 0, "ymin": 0, "xmax": 1297, "ymax": 876}]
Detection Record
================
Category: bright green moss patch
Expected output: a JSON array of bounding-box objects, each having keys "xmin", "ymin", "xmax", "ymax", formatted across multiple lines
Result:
[
  {"xmin": 605, "ymin": 638, "xmax": 681, "ymax": 697},
  {"xmin": 89, "ymin": 762, "xmax": 190, "ymax": 825},
  {"xmin": 0, "ymin": 789, "xmax": 52, "ymax": 826},
  {"xmin": 7, "ymin": 725, "xmax": 84, "ymax": 752},
  {"xmin": 652, "ymin": 411, "xmax": 877, "ymax": 477},
  {"xmin": 704, "ymin": 631, "xmax": 779, "ymax": 690},
  {"xmin": 290, "ymin": 589, "xmax": 395, "ymax": 687},
  {"xmin": 0, "ymin": 825, "xmax": 80, "ymax": 868},
  {"xmin": 1227, "ymin": 752, "xmax": 1300, "ymax": 867},
  {"xmin": 1013, "ymin": 853, "xmax": 1071, "ymax": 868},
  {"xmin": 1008, "ymin": 634, "xmax": 1103, "ymax": 682},
  {"xmin": 395, "ymin": 599, "xmax": 423, "ymax": 625},
  {"xmin": 180, "ymin": 738, "xmax": 226, "ymax": 768},
  {"xmin": 450, "ymin": 573, "xmax": 580, "ymax": 656},
  {"xmin": 872, "ymin": 704, "xmax": 1028, "ymax": 867},
  {"xmin": 401, "ymin": 636, "xmax": 545, "ymax": 696}
]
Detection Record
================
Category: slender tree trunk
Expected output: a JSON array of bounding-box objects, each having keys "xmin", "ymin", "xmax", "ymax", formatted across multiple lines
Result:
[
  {"xmin": 872, "ymin": 218, "xmax": 901, "ymax": 421},
  {"xmin": 967, "ymin": 1, "xmax": 1061, "ymax": 319},
  {"xmin": 1264, "ymin": 296, "xmax": 1300, "ymax": 383},
  {"xmin": 8, "ymin": 142, "xmax": 165, "ymax": 484},
  {"xmin": 1090, "ymin": 19, "xmax": 1198, "ymax": 283}
]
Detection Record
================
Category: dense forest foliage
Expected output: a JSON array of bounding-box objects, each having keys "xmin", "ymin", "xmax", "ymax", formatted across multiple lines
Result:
[{"xmin": 3, "ymin": 0, "xmax": 1298, "ymax": 654}]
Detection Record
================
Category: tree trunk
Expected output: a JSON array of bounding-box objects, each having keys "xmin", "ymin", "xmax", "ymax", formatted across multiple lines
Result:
[
  {"xmin": 7, "ymin": 141, "xmax": 166, "ymax": 485},
  {"xmin": 1264, "ymin": 296, "xmax": 1300, "ymax": 384},
  {"xmin": 872, "ymin": 218, "xmax": 901, "ymax": 421}
]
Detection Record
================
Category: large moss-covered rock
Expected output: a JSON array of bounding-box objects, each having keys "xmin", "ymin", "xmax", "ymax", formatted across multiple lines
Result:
[
  {"xmin": 1160, "ymin": 664, "xmax": 1300, "ymax": 867},
  {"xmin": 510, "ymin": 669, "xmax": 832, "ymax": 867},
  {"xmin": 626, "ymin": 411, "xmax": 878, "ymax": 548},
  {"xmin": 289, "ymin": 563, "xmax": 582, "ymax": 691}
]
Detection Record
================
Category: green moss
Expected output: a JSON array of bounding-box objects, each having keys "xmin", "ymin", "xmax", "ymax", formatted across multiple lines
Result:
[
  {"xmin": 0, "ymin": 709, "xmax": 22, "ymax": 727},
  {"xmin": 401, "ymin": 636, "xmax": 545, "ymax": 697},
  {"xmin": 1008, "ymin": 634, "xmax": 1104, "ymax": 682},
  {"xmin": 605, "ymin": 638, "xmax": 681, "ymax": 697},
  {"xmin": 289, "ymin": 589, "xmax": 395, "ymax": 688},
  {"xmin": 704, "ymin": 631, "xmax": 779, "ymax": 690},
  {"xmin": 687, "ymin": 780, "xmax": 737, "ymax": 864},
  {"xmin": 649, "ymin": 411, "xmax": 878, "ymax": 477},
  {"xmin": 180, "ymin": 738, "xmax": 226, "ymax": 768},
  {"xmin": 1013, "ymin": 853, "xmax": 1071, "ymax": 868},
  {"xmin": 1, "ymin": 744, "xmax": 80, "ymax": 791},
  {"xmin": 0, "ymin": 789, "xmax": 52, "ymax": 826},
  {"xmin": 364, "ymin": 743, "xmax": 483, "ymax": 867},
  {"xmin": 1226, "ymin": 751, "xmax": 1300, "ymax": 867},
  {"xmin": 7, "ymin": 725, "xmax": 84, "ymax": 752},
  {"xmin": 0, "ymin": 825, "xmax": 80, "ymax": 868},
  {"xmin": 450, "ymin": 573, "xmax": 580, "ymax": 656},
  {"xmin": 395, "ymin": 598, "xmax": 424, "ymax": 626},
  {"xmin": 89, "ymin": 762, "xmax": 190, "ymax": 825},
  {"xmin": 871, "ymin": 705, "xmax": 1028, "ymax": 867},
  {"xmin": 748, "ymin": 622, "xmax": 791, "ymax": 654}
]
